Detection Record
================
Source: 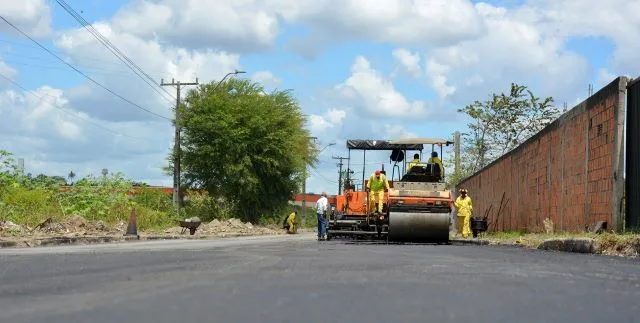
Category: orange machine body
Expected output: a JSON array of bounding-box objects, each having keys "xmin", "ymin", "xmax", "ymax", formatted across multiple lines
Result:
[{"xmin": 334, "ymin": 179, "xmax": 453, "ymax": 217}]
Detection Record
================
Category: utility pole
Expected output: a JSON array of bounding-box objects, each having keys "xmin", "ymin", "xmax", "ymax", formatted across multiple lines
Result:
[
  {"xmin": 454, "ymin": 131, "xmax": 461, "ymax": 175},
  {"xmin": 302, "ymin": 136, "xmax": 318, "ymax": 227},
  {"xmin": 161, "ymin": 77, "xmax": 199, "ymax": 216},
  {"xmin": 332, "ymin": 156, "xmax": 349, "ymax": 194}
]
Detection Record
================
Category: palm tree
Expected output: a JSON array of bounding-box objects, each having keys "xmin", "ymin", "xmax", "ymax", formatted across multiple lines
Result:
[{"xmin": 68, "ymin": 171, "xmax": 76, "ymax": 185}]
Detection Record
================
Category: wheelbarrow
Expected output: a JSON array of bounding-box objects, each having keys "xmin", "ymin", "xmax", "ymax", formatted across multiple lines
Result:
[{"xmin": 178, "ymin": 219, "xmax": 202, "ymax": 235}]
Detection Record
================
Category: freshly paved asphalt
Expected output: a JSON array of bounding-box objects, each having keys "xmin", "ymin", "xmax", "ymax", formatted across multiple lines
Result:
[{"xmin": 1, "ymin": 234, "xmax": 639, "ymax": 323}]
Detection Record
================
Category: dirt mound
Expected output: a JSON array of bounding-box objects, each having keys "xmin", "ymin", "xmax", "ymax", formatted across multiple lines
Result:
[
  {"xmin": 0, "ymin": 220, "xmax": 26, "ymax": 234},
  {"xmin": 2, "ymin": 215, "xmax": 284, "ymax": 239},
  {"xmin": 163, "ymin": 218, "xmax": 283, "ymax": 236},
  {"xmin": 0, "ymin": 216, "xmax": 120, "ymax": 237}
]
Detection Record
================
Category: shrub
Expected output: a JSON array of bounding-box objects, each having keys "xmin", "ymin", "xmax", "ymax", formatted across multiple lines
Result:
[
  {"xmin": 0, "ymin": 186, "xmax": 60, "ymax": 227},
  {"xmin": 135, "ymin": 207, "xmax": 177, "ymax": 231},
  {"xmin": 132, "ymin": 188, "xmax": 173, "ymax": 213},
  {"xmin": 182, "ymin": 190, "xmax": 232, "ymax": 222},
  {"xmin": 54, "ymin": 173, "xmax": 134, "ymax": 223}
]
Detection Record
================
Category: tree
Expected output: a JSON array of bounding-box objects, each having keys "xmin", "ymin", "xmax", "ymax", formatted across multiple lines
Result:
[
  {"xmin": 445, "ymin": 83, "xmax": 560, "ymax": 186},
  {"xmin": 177, "ymin": 78, "xmax": 317, "ymax": 223}
]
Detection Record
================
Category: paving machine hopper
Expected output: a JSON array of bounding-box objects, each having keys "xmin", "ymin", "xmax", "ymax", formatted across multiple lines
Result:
[{"xmin": 327, "ymin": 138, "xmax": 454, "ymax": 243}]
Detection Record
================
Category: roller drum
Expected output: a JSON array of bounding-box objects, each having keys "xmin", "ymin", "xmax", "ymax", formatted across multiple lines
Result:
[{"xmin": 388, "ymin": 212, "xmax": 450, "ymax": 242}]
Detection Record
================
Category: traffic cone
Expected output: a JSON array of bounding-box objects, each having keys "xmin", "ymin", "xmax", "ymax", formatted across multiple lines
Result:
[{"xmin": 124, "ymin": 207, "xmax": 139, "ymax": 239}]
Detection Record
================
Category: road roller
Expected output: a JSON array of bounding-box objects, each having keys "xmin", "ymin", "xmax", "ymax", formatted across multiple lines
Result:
[{"xmin": 326, "ymin": 138, "xmax": 454, "ymax": 243}]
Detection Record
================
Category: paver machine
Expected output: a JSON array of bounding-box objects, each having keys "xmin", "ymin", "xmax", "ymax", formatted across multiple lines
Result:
[{"xmin": 326, "ymin": 138, "xmax": 454, "ymax": 243}]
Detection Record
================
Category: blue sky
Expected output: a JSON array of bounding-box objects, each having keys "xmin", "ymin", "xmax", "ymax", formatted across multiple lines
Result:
[{"xmin": 0, "ymin": 0, "xmax": 638, "ymax": 195}]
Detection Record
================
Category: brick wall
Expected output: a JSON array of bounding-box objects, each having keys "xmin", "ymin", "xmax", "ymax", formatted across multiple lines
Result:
[{"xmin": 455, "ymin": 77, "xmax": 628, "ymax": 233}]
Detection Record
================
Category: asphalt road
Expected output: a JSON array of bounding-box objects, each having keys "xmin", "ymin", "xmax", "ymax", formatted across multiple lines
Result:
[{"xmin": 1, "ymin": 234, "xmax": 639, "ymax": 323}]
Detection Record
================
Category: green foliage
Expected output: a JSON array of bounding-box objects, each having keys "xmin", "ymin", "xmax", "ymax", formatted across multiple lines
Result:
[
  {"xmin": 132, "ymin": 187, "xmax": 173, "ymax": 212},
  {"xmin": 134, "ymin": 207, "xmax": 176, "ymax": 231},
  {"xmin": 442, "ymin": 147, "xmax": 475, "ymax": 189},
  {"xmin": 1, "ymin": 186, "xmax": 58, "ymax": 226},
  {"xmin": 449, "ymin": 83, "xmax": 560, "ymax": 185},
  {"xmin": 56, "ymin": 173, "xmax": 134, "ymax": 222},
  {"xmin": 178, "ymin": 78, "xmax": 317, "ymax": 223},
  {"xmin": 0, "ymin": 149, "xmax": 180, "ymax": 231},
  {"xmin": 0, "ymin": 150, "xmax": 21, "ymax": 196},
  {"xmin": 182, "ymin": 190, "xmax": 232, "ymax": 222}
]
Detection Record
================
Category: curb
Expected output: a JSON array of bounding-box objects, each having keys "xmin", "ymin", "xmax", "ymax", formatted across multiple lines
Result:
[
  {"xmin": 454, "ymin": 237, "xmax": 602, "ymax": 255},
  {"xmin": 0, "ymin": 232, "xmax": 289, "ymax": 249},
  {"xmin": 536, "ymin": 237, "xmax": 599, "ymax": 254},
  {"xmin": 450, "ymin": 238, "xmax": 491, "ymax": 245}
]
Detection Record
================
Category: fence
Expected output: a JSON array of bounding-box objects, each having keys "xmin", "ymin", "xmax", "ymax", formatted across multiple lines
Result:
[{"xmin": 455, "ymin": 76, "xmax": 629, "ymax": 233}]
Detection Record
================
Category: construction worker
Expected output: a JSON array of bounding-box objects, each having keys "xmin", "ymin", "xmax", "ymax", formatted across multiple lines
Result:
[
  {"xmin": 454, "ymin": 188, "xmax": 472, "ymax": 238},
  {"xmin": 283, "ymin": 211, "xmax": 297, "ymax": 234},
  {"xmin": 366, "ymin": 170, "xmax": 390, "ymax": 214},
  {"xmin": 428, "ymin": 151, "xmax": 444, "ymax": 177},
  {"xmin": 407, "ymin": 153, "xmax": 423, "ymax": 172}
]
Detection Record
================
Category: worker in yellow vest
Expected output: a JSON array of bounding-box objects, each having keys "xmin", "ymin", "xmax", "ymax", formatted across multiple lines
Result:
[
  {"xmin": 454, "ymin": 188, "xmax": 473, "ymax": 238},
  {"xmin": 283, "ymin": 211, "xmax": 297, "ymax": 234},
  {"xmin": 366, "ymin": 170, "xmax": 390, "ymax": 214}
]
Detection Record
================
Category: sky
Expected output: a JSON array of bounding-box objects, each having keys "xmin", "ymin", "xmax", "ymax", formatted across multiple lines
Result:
[{"xmin": 0, "ymin": 0, "xmax": 639, "ymax": 195}]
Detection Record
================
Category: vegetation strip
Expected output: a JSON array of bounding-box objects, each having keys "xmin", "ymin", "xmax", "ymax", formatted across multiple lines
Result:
[{"xmin": 453, "ymin": 233, "xmax": 640, "ymax": 258}]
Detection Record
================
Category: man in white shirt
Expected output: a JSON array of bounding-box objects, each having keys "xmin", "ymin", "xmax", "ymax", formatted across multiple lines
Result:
[{"xmin": 315, "ymin": 192, "xmax": 329, "ymax": 241}]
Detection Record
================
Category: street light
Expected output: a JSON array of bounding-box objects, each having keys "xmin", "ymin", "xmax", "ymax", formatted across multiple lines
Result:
[{"xmin": 213, "ymin": 70, "xmax": 246, "ymax": 91}]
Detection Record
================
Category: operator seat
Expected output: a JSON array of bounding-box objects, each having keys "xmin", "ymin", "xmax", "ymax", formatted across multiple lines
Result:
[
  {"xmin": 429, "ymin": 162, "xmax": 442, "ymax": 182},
  {"xmin": 400, "ymin": 165, "xmax": 429, "ymax": 182}
]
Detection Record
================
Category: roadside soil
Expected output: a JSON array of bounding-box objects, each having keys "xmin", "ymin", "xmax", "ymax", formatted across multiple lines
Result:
[
  {"xmin": 473, "ymin": 232, "xmax": 640, "ymax": 258},
  {"xmin": 0, "ymin": 215, "xmax": 303, "ymax": 244}
]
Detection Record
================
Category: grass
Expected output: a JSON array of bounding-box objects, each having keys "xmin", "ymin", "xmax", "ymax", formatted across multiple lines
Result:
[{"xmin": 479, "ymin": 230, "xmax": 640, "ymax": 256}]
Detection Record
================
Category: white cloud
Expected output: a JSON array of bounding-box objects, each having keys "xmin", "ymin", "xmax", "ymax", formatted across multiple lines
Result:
[
  {"xmin": 0, "ymin": 0, "xmax": 52, "ymax": 38},
  {"xmin": 425, "ymin": 58, "xmax": 456, "ymax": 99},
  {"xmin": 110, "ymin": 0, "xmax": 280, "ymax": 53},
  {"xmin": 277, "ymin": 0, "xmax": 486, "ymax": 58},
  {"xmin": 422, "ymin": 2, "xmax": 591, "ymax": 106},
  {"xmin": 52, "ymin": 21, "xmax": 242, "ymax": 122},
  {"xmin": 383, "ymin": 124, "xmax": 417, "ymax": 139},
  {"xmin": 392, "ymin": 48, "xmax": 421, "ymax": 78},
  {"xmin": 251, "ymin": 71, "xmax": 281, "ymax": 88},
  {"xmin": 525, "ymin": 0, "xmax": 640, "ymax": 73},
  {"xmin": 0, "ymin": 84, "xmax": 172, "ymax": 181},
  {"xmin": 597, "ymin": 68, "xmax": 616, "ymax": 88},
  {"xmin": 335, "ymin": 56, "xmax": 429, "ymax": 119},
  {"xmin": 326, "ymin": 109, "xmax": 347, "ymax": 124},
  {"xmin": 308, "ymin": 108, "xmax": 347, "ymax": 134},
  {"xmin": 0, "ymin": 58, "xmax": 18, "ymax": 86}
]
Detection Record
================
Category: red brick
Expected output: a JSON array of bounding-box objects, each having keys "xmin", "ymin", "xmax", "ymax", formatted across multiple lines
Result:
[{"xmin": 457, "ymin": 80, "xmax": 623, "ymax": 232}]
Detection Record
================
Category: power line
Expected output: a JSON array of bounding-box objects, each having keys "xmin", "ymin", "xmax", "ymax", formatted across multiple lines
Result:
[
  {"xmin": 54, "ymin": 0, "xmax": 176, "ymax": 105},
  {"xmin": 0, "ymin": 52, "xmax": 168, "ymax": 78},
  {"xmin": 0, "ymin": 15, "xmax": 172, "ymax": 121},
  {"xmin": 0, "ymin": 38, "xmax": 174, "ymax": 76},
  {"xmin": 0, "ymin": 71, "xmax": 156, "ymax": 141},
  {"xmin": 309, "ymin": 167, "xmax": 338, "ymax": 184},
  {"xmin": 0, "ymin": 57, "xmax": 164, "ymax": 79}
]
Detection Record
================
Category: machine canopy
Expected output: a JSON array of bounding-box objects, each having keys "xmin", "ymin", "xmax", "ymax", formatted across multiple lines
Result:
[
  {"xmin": 345, "ymin": 139, "xmax": 423, "ymax": 151},
  {"xmin": 387, "ymin": 137, "xmax": 453, "ymax": 146},
  {"xmin": 346, "ymin": 137, "xmax": 453, "ymax": 150}
]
